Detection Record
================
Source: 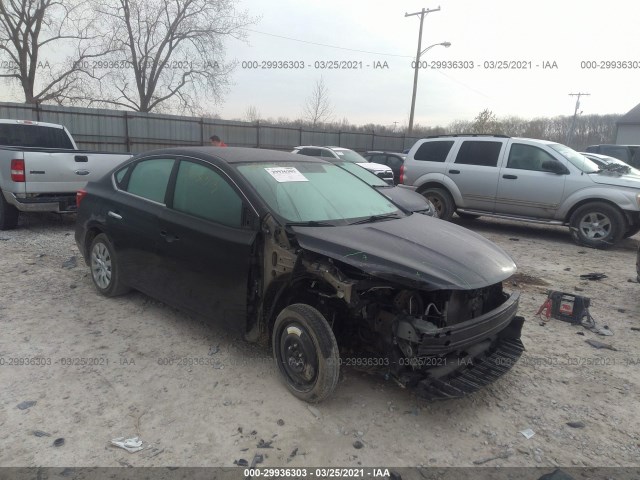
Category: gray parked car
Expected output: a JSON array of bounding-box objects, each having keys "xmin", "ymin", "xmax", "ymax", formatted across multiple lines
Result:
[{"xmin": 402, "ymin": 135, "xmax": 640, "ymax": 248}]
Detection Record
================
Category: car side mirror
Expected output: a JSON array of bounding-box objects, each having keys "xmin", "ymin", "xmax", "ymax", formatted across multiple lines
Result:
[{"xmin": 541, "ymin": 160, "xmax": 568, "ymax": 175}]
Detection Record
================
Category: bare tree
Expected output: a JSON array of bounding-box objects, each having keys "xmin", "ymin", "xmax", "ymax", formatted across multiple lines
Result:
[
  {"xmin": 244, "ymin": 105, "xmax": 260, "ymax": 122},
  {"xmin": 0, "ymin": 0, "xmax": 108, "ymax": 104},
  {"xmin": 471, "ymin": 108, "xmax": 499, "ymax": 134},
  {"xmin": 89, "ymin": 0, "xmax": 253, "ymax": 114},
  {"xmin": 303, "ymin": 76, "xmax": 333, "ymax": 127}
]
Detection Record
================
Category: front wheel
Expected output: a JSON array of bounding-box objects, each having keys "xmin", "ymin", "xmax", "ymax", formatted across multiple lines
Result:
[
  {"xmin": 89, "ymin": 233, "xmax": 130, "ymax": 297},
  {"xmin": 421, "ymin": 188, "xmax": 454, "ymax": 221},
  {"xmin": 569, "ymin": 202, "xmax": 626, "ymax": 249},
  {"xmin": 272, "ymin": 304, "xmax": 340, "ymax": 403}
]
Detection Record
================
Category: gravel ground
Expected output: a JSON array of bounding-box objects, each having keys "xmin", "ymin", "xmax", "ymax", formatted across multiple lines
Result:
[{"xmin": 0, "ymin": 212, "xmax": 639, "ymax": 468}]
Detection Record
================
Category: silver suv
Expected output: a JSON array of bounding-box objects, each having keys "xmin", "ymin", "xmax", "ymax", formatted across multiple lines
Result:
[{"xmin": 402, "ymin": 135, "xmax": 640, "ymax": 249}]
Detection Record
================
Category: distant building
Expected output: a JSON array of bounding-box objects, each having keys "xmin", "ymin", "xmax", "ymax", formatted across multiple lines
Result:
[{"xmin": 616, "ymin": 103, "xmax": 640, "ymax": 144}]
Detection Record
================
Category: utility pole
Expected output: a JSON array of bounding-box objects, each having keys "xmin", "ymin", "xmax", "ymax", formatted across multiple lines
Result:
[
  {"xmin": 566, "ymin": 92, "xmax": 590, "ymax": 146},
  {"xmin": 406, "ymin": 6, "xmax": 441, "ymax": 135}
]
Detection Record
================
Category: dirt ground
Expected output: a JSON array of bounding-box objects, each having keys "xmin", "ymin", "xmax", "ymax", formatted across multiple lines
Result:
[{"xmin": 0, "ymin": 212, "xmax": 638, "ymax": 468}]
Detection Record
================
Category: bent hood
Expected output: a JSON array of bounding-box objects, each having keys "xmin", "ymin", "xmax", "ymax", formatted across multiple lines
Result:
[
  {"xmin": 589, "ymin": 171, "xmax": 640, "ymax": 189},
  {"xmin": 292, "ymin": 214, "xmax": 516, "ymax": 290}
]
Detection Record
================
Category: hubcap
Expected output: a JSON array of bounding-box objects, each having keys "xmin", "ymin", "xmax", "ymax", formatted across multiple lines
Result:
[
  {"xmin": 579, "ymin": 212, "xmax": 611, "ymax": 239},
  {"xmin": 91, "ymin": 242, "xmax": 112, "ymax": 289},
  {"xmin": 428, "ymin": 196, "xmax": 444, "ymax": 217},
  {"xmin": 279, "ymin": 322, "xmax": 318, "ymax": 389}
]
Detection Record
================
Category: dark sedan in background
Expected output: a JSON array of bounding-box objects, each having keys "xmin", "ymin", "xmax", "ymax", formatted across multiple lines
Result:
[
  {"xmin": 75, "ymin": 147, "xmax": 524, "ymax": 402},
  {"xmin": 363, "ymin": 151, "xmax": 407, "ymax": 185}
]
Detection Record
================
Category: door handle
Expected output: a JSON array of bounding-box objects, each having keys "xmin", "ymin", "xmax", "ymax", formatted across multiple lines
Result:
[
  {"xmin": 107, "ymin": 211, "xmax": 122, "ymax": 220},
  {"xmin": 502, "ymin": 174, "xmax": 518, "ymax": 179},
  {"xmin": 449, "ymin": 169, "xmax": 461, "ymax": 174},
  {"xmin": 74, "ymin": 155, "xmax": 88, "ymax": 162},
  {"xmin": 160, "ymin": 230, "xmax": 180, "ymax": 243}
]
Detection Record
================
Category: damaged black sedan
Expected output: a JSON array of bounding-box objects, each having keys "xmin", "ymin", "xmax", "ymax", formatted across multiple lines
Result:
[{"xmin": 75, "ymin": 148, "xmax": 525, "ymax": 402}]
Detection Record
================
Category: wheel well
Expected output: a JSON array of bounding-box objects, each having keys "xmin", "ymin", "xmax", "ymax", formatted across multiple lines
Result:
[
  {"xmin": 565, "ymin": 198, "xmax": 628, "ymax": 225},
  {"xmin": 265, "ymin": 277, "xmax": 336, "ymax": 337},
  {"xmin": 83, "ymin": 227, "xmax": 104, "ymax": 261},
  {"xmin": 416, "ymin": 181, "xmax": 450, "ymax": 196}
]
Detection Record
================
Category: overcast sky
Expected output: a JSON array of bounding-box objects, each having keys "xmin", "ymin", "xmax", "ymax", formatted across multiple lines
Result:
[
  {"xmin": 219, "ymin": 0, "xmax": 640, "ymax": 127},
  {"xmin": 1, "ymin": 0, "xmax": 638, "ymax": 128}
]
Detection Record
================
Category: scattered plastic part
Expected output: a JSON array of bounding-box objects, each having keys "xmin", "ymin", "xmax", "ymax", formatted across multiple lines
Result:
[
  {"xmin": 33, "ymin": 430, "xmax": 50, "ymax": 437},
  {"xmin": 250, "ymin": 453, "xmax": 264, "ymax": 468},
  {"xmin": 579, "ymin": 273, "xmax": 607, "ymax": 280},
  {"xmin": 234, "ymin": 459, "xmax": 248, "ymax": 467},
  {"xmin": 53, "ymin": 438, "xmax": 65, "ymax": 447},
  {"xmin": 110, "ymin": 436, "xmax": 144, "ymax": 453},
  {"xmin": 61, "ymin": 256, "xmax": 77, "ymax": 269},
  {"xmin": 17, "ymin": 400, "xmax": 37, "ymax": 410},
  {"xmin": 257, "ymin": 439, "xmax": 273, "ymax": 448},
  {"xmin": 585, "ymin": 339, "xmax": 617, "ymax": 351},
  {"xmin": 566, "ymin": 421, "xmax": 585, "ymax": 428},
  {"xmin": 520, "ymin": 428, "xmax": 535, "ymax": 439}
]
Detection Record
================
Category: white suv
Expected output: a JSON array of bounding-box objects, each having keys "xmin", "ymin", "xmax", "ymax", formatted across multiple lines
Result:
[
  {"xmin": 402, "ymin": 135, "xmax": 640, "ymax": 249},
  {"xmin": 292, "ymin": 146, "xmax": 394, "ymax": 185}
]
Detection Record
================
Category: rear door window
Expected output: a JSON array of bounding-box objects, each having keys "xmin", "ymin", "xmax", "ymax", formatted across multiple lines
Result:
[
  {"xmin": 454, "ymin": 141, "xmax": 502, "ymax": 167},
  {"xmin": 413, "ymin": 141, "xmax": 454, "ymax": 162},
  {"xmin": 126, "ymin": 158, "xmax": 175, "ymax": 203},
  {"xmin": 172, "ymin": 160, "xmax": 242, "ymax": 228}
]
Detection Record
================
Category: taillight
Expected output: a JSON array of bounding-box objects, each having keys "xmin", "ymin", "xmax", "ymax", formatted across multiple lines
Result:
[
  {"xmin": 10, "ymin": 159, "xmax": 25, "ymax": 182},
  {"xmin": 76, "ymin": 189, "xmax": 87, "ymax": 208},
  {"xmin": 399, "ymin": 164, "xmax": 405, "ymax": 184}
]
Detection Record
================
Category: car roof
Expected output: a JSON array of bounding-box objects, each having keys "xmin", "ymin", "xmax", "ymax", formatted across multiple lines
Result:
[{"xmin": 136, "ymin": 146, "xmax": 324, "ymax": 164}]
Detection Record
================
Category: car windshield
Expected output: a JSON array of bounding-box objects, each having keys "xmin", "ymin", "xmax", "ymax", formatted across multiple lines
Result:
[
  {"xmin": 237, "ymin": 162, "xmax": 402, "ymax": 224},
  {"xmin": 334, "ymin": 161, "xmax": 389, "ymax": 187},
  {"xmin": 331, "ymin": 148, "xmax": 367, "ymax": 163},
  {"xmin": 549, "ymin": 144, "xmax": 599, "ymax": 173}
]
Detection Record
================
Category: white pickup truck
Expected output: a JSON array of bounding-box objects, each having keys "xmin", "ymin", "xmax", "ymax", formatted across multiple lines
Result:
[{"xmin": 0, "ymin": 119, "xmax": 133, "ymax": 229}]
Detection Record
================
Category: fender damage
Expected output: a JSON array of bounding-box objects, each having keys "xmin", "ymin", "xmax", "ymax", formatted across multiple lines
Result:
[{"xmin": 260, "ymin": 214, "xmax": 525, "ymax": 400}]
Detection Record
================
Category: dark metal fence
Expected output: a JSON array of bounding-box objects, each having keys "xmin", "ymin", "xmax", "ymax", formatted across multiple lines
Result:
[{"xmin": 0, "ymin": 102, "xmax": 420, "ymax": 154}]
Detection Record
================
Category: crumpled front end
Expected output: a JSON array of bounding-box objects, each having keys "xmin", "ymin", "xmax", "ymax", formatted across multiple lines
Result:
[{"xmin": 295, "ymin": 253, "xmax": 525, "ymax": 400}]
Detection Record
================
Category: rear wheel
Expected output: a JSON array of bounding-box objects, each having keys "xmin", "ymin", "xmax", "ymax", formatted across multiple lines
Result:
[
  {"xmin": 421, "ymin": 188, "xmax": 454, "ymax": 221},
  {"xmin": 272, "ymin": 304, "xmax": 340, "ymax": 403},
  {"xmin": 0, "ymin": 190, "xmax": 19, "ymax": 230},
  {"xmin": 89, "ymin": 233, "xmax": 130, "ymax": 297},
  {"xmin": 569, "ymin": 202, "xmax": 626, "ymax": 249}
]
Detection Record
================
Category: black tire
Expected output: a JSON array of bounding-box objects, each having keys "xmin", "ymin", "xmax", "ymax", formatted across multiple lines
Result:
[
  {"xmin": 569, "ymin": 202, "xmax": 627, "ymax": 249},
  {"xmin": 421, "ymin": 188, "xmax": 455, "ymax": 221},
  {"xmin": 623, "ymin": 224, "xmax": 640, "ymax": 239},
  {"xmin": 0, "ymin": 190, "xmax": 19, "ymax": 230},
  {"xmin": 272, "ymin": 303, "xmax": 340, "ymax": 403},
  {"xmin": 89, "ymin": 233, "xmax": 130, "ymax": 297},
  {"xmin": 457, "ymin": 212, "xmax": 481, "ymax": 220}
]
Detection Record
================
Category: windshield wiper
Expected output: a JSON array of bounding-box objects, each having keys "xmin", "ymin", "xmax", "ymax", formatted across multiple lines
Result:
[
  {"xmin": 349, "ymin": 212, "xmax": 403, "ymax": 225},
  {"xmin": 284, "ymin": 220, "xmax": 336, "ymax": 227}
]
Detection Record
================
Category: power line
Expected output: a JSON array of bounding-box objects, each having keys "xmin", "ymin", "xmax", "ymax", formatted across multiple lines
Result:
[{"xmin": 246, "ymin": 29, "xmax": 414, "ymax": 58}]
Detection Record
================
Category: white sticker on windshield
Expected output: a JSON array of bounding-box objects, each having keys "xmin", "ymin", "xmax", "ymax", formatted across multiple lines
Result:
[
  {"xmin": 265, "ymin": 167, "xmax": 308, "ymax": 182},
  {"xmin": 336, "ymin": 151, "xmax": 344, "ymax": 156}
]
